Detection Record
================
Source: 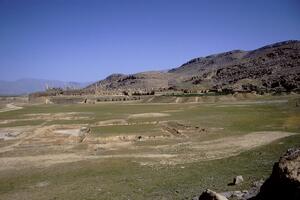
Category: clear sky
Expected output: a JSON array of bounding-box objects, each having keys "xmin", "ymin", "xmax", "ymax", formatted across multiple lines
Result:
[{"xmin": 0, "ymin": 0, "xmax": 299, "ymax": 82}]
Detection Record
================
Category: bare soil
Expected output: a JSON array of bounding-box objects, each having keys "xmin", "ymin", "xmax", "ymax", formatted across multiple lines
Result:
[
  {"xmin": 128, "ymin": 112, "xmax": 170, "ymax": 119},
  {"xmin": 0, "ymin": 127, "xmax": 296, "ymax": 170},
  {"xmin": 0, "ymin": 104, "xmax": 23, "ymax": 113}
]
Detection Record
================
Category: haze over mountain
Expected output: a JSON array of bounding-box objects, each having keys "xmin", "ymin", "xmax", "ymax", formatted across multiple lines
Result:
[{"xmin": 0, "ymin": 79, "xmax": 90, "ymax": 96}]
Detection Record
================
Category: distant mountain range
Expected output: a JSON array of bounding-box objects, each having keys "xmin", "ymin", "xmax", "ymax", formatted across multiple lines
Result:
[
  {"xmin": 0, "ymin": 79, "xmax": 91, "ymax": 96},
  {"xmin": 86, "ymin": 40, "xmax": 300, "ymax": 93}
]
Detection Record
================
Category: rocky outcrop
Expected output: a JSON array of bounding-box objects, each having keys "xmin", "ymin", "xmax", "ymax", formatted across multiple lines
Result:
[
  {"xmin": 210, "ymin": 41, "xmax": 300, "ymax": 92},
  {"xmin": 251, "ymin": 148, "xmax": 300, "ymax": 200}
]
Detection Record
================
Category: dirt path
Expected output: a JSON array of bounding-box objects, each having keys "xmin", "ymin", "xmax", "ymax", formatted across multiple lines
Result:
[
  {"xmin": 0, "ymin": 112, "xmax": 92, "ymax": 125},
  {"xmin": 0, "ymin": 131, "xmax": 297, "ymax": 170},
  {"xmin": 0, "ymin": 153, "xmax": 176, "ymax": 170},
  {"xmin": 128, "ymin": 113, "xmax": 170, "ymax": 119},
  {"xmin": 169, "ymin": 131, "xmax": 298, "ymax": 163},
  {"xmin": 0, "ymin": 153, "xmax": 96, "ymax": 170},
  {"xmin": 0, "ymin": 104, "xmax": 23, "ymax": 113}
]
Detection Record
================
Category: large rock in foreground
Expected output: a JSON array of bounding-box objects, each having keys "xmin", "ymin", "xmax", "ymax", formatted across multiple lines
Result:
[
  {"xmin": 197, "ymin": 189, "xmax": 228, "ymax": 200},
  {"xmin": 252, "ymin": 148, "xmax": 300, "ymax": 200}
]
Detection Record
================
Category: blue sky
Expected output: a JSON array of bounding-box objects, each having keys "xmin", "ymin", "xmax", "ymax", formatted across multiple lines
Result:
[{"xmin": 0, "ymin": 0, "xmax": 299, "ymax": 82}]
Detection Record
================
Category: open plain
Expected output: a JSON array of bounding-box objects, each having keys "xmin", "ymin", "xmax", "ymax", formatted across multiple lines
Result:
[{"xmin": 0, "ymin": 94, "xmax": 299, "ymax": 200}]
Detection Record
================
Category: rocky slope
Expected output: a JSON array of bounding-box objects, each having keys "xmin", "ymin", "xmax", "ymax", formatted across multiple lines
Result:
[{"xmin": 86, "ymin": 40, "xmax": 300, "ymax": 94}]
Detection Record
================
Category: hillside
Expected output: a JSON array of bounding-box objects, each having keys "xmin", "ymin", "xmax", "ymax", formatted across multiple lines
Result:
[{"xmin": 86, "ymin": 40, "xmax": 300, "ymax": 94}]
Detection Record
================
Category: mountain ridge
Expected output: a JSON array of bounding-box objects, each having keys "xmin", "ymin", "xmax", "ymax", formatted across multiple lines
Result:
[{"xmin": 85, "ymin": 40, "xmax": 300, "ymax": 94}]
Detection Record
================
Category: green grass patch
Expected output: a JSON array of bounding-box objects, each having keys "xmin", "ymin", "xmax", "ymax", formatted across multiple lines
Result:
[
  {"xmin": 0, "ymin": 134, "xmax": 299, "ymax": 200},
  {"xmin": 91, "ymin": 124, "xmax": 160, "ymax": 137},
  {"xmin": 0, "ymin": 94, "xmax": 299, "ymax": 199}
]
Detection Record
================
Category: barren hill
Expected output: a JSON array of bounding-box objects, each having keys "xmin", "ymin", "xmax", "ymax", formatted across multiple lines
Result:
[{"xmin": 86, "ymin": 40, "xmax": 300, "ymax": 94}]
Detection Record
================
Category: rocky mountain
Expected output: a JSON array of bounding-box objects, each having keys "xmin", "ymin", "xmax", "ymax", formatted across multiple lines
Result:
[
  {"xmin": 0, "ymin": 79, "xmax": 90, "ymax": 96},
  {"xmin": 86, "ymin": 40, "xmax": 300, "ymax": 94}
]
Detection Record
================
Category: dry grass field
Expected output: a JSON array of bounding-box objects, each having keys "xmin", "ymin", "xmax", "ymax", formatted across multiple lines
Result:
[{"xmin": 0, "ymin": 94, "xmax": 299, "ymax": 199}]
